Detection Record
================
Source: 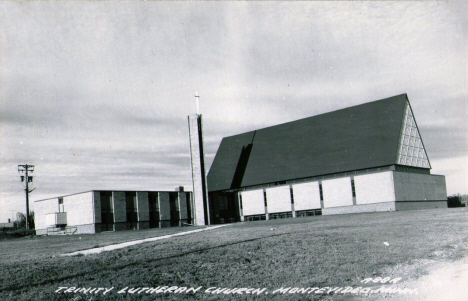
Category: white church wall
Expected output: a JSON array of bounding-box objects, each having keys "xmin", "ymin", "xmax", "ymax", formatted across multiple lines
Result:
[
  {"xmin": 241, "ymin": 189, "xmax": 265, "ymax": 216},
  {"xmin": 354, "ymin": 171, "xmax": 396, "ymax": 204},
  {"xmin": 322, "ymin": 177, "xmax": 353, "ymax": 208},
  {"xmin": 292, "ymin": 182, "xmax": 322, "ymax": 210},
  {"xmin": 265, "ymin": 186, "xmax": 292, "ymax": 213}
]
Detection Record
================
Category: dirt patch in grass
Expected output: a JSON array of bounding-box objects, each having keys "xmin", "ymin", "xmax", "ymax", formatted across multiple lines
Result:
[
  {"xmin": 361, "ymin": 257, "xmax": 468, "ymax": 301},
  {"xmin": 1, "ymin": 208, "xmax": 467, "ymax": 301}
]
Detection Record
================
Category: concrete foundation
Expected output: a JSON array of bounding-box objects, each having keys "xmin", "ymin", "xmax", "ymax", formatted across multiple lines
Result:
[
  {"xmin": 395, "ymin": 201, "xmax": 447, "ymax": 211},
  {"xmin": 138, "ymin": 221, "xmax": 150, "ymax": 230},
  {"xmin": 322, "ymin": 201, "xmax": 396, "ymax": 215}
]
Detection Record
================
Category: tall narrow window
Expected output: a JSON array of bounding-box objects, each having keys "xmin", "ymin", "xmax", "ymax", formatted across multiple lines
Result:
[
  {"xmin": 185, "ymin": 192, "xmax": 192, "ymax": 225},
  {"xmin": 319, "ymin": 184, "xmax": 323, "ymax": 201},
  {"xmin": 148, "ymin": 192, "xmax": 159, "ymax": 228},
  {"xmin": 125, "ymin": 192, "xmax": 138, "ymax": 229},
  {"xmin": 100, "ymin": 191, "xmax": 114, "ymax": 231},
  {"xmin": 351, "ymin": 179, "xmax": 356, "ymax": 198},
  {"xmin": 169, "ymin": 192, "xmax": 180, "ymax": 227},
  {"xmin": 263, "ymin": 191, "xmax": 268, "ymax": 207},
  {"xmin": 290, "ymin": 187, "xmax": 294, "ymax": 204},
  {"xmin": 239, "ymin": 194, "xmax": 243, "ymax": 210}
]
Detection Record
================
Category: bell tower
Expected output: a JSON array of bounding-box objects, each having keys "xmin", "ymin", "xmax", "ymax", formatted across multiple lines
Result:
[{"xmin": 188, "ymin": 93, "xmax": 210, "ymax": 225}]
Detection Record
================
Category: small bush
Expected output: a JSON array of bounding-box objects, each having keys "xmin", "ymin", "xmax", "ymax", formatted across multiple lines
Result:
[
  {"xmin": 7, "ymin": 228, "xmax": 36, "ymax": 238},
  {"xmin": 447, "ymin": 194, "xmax": 468, "ymax": 208}
]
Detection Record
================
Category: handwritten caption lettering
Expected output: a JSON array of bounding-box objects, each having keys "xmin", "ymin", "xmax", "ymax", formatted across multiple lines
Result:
[{"xmin": 55, "ymin": 277, "xmax": 417, "ymax": 297}]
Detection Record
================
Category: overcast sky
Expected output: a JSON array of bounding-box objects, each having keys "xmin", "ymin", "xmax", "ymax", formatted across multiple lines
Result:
[{"xmin": 0, "ymin": 0, "xmax": 467, "ymax": 222}]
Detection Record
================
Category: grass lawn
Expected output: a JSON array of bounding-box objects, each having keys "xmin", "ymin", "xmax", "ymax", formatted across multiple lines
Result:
[
  {"xmin": 0, "ymin": 226, "xmax": 203, "ymax": 262},
  {"xmin": 1, "ymin": 208, "xmax": 467, "ymax": 301}
]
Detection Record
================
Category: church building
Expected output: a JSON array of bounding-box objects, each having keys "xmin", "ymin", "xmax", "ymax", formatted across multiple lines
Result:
[{"xmin": 207, "ymin": 94, "xmax": 447, "ymax": 224}]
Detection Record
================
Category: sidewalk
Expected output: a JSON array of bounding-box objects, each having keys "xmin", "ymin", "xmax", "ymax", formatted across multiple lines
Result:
[{"xmin": 62, "ymin": 224, "xmax": 231, "ymax": 256}]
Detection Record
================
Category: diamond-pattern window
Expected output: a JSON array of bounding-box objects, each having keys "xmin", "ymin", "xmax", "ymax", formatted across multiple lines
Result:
[{"xmin": 397, "ymin": 103, "xmax": 430, "ymax": 168}]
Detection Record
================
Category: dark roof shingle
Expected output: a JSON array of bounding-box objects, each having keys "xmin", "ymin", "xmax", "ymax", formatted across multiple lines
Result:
[{"xmin": 208, "ymin": 94, "xmax": 409, "ymax": 192}]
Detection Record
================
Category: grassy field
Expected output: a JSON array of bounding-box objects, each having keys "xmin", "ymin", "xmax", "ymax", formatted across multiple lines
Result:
[{"xmin": 1, "ymin": 208, "xmax": 467, "ymax": 301}]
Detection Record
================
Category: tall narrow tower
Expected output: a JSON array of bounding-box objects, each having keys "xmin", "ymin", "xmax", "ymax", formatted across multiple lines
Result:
[{"xmin": 188, "ymin": 93, "xmax": 210, "ymax": 225}]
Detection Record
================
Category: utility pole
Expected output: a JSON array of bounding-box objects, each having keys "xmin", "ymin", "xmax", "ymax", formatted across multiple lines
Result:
[{"xmin": 18, "ymin": 164, "xmax": 35, "ymax": 230}]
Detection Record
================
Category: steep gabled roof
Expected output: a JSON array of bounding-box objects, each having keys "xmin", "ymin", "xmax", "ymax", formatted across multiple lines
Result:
[{"xmin": 208, "ymin": 94, "xmax": 429, "ymax": 192}]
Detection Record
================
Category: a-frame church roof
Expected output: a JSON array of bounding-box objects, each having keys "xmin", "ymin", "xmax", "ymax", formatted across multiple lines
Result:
[{"xmin": 207, "ymin": 94, "xmax": 430, "ymax": 192}]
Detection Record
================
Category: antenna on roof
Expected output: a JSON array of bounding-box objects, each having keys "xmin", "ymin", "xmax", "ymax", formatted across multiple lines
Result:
[{"xmin": 195, "ymin": 92, "xmax": 200, "ymax": 115}]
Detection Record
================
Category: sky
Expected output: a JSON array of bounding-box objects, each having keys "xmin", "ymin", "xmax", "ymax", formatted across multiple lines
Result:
[{"xmin": 0, "ymin": 0, "xmax": 467, "ymax": 222}]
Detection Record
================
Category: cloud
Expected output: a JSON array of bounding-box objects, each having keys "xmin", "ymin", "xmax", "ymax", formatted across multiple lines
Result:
[
  {"xmin": 0, "ymin": 1, "xmax": 467, "ymax": 222},
  {"xmin": 420, "ymin": 124, "xmax": 468, "ymax": 160}
]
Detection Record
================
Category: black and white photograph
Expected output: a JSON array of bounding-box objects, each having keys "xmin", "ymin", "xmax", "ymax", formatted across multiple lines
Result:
[{"xmin": 0, "ymin": 0, "xmax": 467, "ymax": 300}]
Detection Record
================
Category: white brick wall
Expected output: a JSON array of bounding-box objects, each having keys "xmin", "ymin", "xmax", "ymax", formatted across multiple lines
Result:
[
  {"xmin": 113, "ymin": 191, "xmax": 126, "ymax": 223},
  {"xmin": 322, "ymin": 177, "xmax": 353, "ymax": 208},
  {"xmin": 34, "ymin": 198, "xmax": 59, "ymax": 230},
  {"xmin": 292, "ymin": 182, "xmax": 322, "ymax": 210},
  {"xmin": 265, "ymin": 186, "xmax": 292, "ymax": 213},
  {"xmin": 179, "ymin": 193, "xmax": 188, "ymax": 219},
  {"xmin": 355, "ymin": 171, "xmax": 395, "ymax": 204},
  {"xmin": 241, "ymin": 189, "xmax": 265, "ymax": 216},
  {"xmin": 159, "ymin": 192, "xmax": 171, "ymax": 221},
  {"xmin": 137, "ymin": 191, "xmax": 149, "ymax": 222},
  {"xmin": 63, "ymin": 192, "xmax": 94, "ymax": 226},
  {"xmin": 393, "ymin": 172, "xmax": 447, "ymax": 201}
]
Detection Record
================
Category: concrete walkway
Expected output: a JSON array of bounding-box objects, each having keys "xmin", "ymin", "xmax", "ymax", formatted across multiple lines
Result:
[{"xmin": 62, "ymin": 224, "xmax": 231, "ymax": 256}]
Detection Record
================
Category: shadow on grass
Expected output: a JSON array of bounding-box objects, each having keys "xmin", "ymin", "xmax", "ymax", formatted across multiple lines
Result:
[{"xmin": 2, "ymin": 232, "xmax": 289, "ymax": 293}]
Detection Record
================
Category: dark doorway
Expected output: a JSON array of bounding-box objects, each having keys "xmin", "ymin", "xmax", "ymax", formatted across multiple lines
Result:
[
  {"xmin": 148, "ymin": 192, "xmax": 160, "ymax": 228},
  {"xmin": 125, "ymin": 192, "xmax": 138, "ymax": 230},
  {"xmin": 209, "ymin": 191, "xmax": 238, "ymax": 224},
  {"xmin": 100, "ymin": 191, "xmax": 114, "ymax": 231},
  {"xmin": 169, "ymin": 192, "xmax": 180, "ymax": 227}
]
